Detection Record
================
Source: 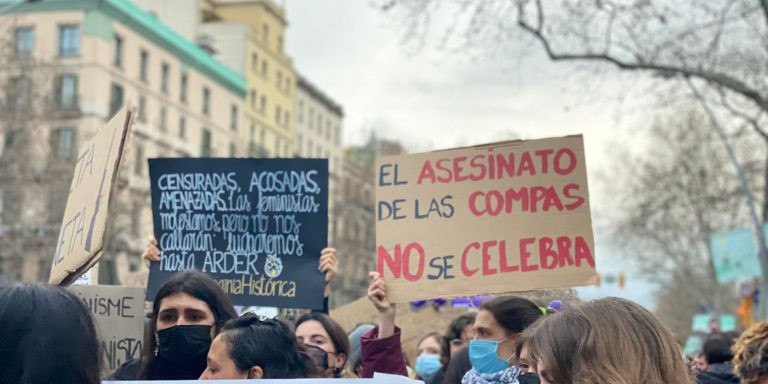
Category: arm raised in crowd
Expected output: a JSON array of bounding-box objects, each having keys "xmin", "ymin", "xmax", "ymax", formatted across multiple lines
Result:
[{"xmin": 359, "ymin": 271, "xmax": 408, "ymax": 378}]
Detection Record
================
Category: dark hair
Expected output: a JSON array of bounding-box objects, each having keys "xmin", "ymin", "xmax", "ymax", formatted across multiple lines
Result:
[
  {"xmin": 139, "ymin": 271, "xmax": 237, "ymax": 378},
  {"xmin": 443, "ymin": 313, "xmax": 476, "ymax": 363},
  {"xmin": 0, "ymin": 283, "xmax": 101, "ymax": 384},
  {"xmin": 446, "ymin": 313, "xmax": 477, "ymax": 341},
  {"xmin": 220, "ymin": 314, "xmax": 318, "ymax": 378},
  {"xmin": 703, "ymin": 332, "xmax": 735, "ymax": 365},
  {"xmin": 442, "ymin": 345, "xmax": 472, "ymax": 384},
  {"xmin": 295, "ymin": 312, "xmax": 351, "ymax": 367},
  {"xmin": 480, "ymin": 296, "xmax": 543, "ymax": 336}
]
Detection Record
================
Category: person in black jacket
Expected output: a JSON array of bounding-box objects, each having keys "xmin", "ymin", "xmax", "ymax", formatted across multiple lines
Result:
[{"xmin": 697, "ymin": 332, "xmax": 740, "ymax": 384}]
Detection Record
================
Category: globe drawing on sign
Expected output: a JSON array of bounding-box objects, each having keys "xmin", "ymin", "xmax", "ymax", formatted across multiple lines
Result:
[{"xmin": 265, "ymin": 255, "xmax": 283, "ymax": 278}]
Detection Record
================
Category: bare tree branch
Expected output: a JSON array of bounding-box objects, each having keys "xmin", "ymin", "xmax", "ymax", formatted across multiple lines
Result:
[{"xmin": 516, "ymin": 0, "xmax": 768, "ymax": 113}]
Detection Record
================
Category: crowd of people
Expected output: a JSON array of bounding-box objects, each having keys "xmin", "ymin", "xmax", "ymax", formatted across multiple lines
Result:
[{"xmin": 2, "ymin": 242, "xmax": 768, "ymax": 383}]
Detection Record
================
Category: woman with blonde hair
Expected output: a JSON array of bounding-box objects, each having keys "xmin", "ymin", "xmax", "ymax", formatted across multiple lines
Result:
[
  {"xmin": 520, "ymin": 297, "xmax": 689, "ymax": 384},
  {"xmin": 733, "ymin": 322, "xmax": 768, "ymax": 384}
]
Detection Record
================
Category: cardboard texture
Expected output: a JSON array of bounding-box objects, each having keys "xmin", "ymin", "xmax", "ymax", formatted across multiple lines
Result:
[
  {"xmin": 50, "ymin": 109, "xmax": 133, "ymax": 285},
  {"xmin": 69, "ymin": 285, "xmax": 145, "ymax": 376},
  {"xmin": 375, "ymin": 136, "xmax": 597, "ymax": 302}
]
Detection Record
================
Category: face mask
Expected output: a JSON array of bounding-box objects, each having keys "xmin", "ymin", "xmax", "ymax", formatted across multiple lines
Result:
[
  {"xmin": 469, "ymin": 339, "xmax": 512, "ymax": 374},
  {"xmin": 156, "ymin": 325, "xmax": 212, "ymax": 364},
  {"xmin": 415, "ymin": 353, "xmax": 442, "ymax": 379},
  {"xmin": 519, "ymin": 373, "xmax": 541, "ymax": 384}
]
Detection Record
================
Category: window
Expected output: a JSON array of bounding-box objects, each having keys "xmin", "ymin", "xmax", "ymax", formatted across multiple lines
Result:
[
  {"xmin": 334, "ymin": 125, "xmax": 341, "ymax": 145},
  {"xmin": 278, "ymin": 35, "xmax": 283, "ymax": 51},
  {"xmin": 10, "ymin": 77, "xmax": 29, "ymax": 109},
  {"xmin": 277, "ymin": 71, "xmax": 282, "ymax": 89},
  {"xmin": 201, "ymin": 128, "xmax": 212, "ymax": 156},
  {"xmin": 230, "ymin": 105, "xmax": 238, "ymax": 131},
  {"xmin": 326, "ymin": 119, "xmax": 331, "ymax": 139},
  {"xmin": 159, "ymin": 107, "xmax": 167, "ymax": 131},
  {"xmin": 202, "ymin": 87, "xmax": 210, "ymax": 115},
  {"xmin": 229, "ymin": 142, "xmax": 236, "ymax": 157},
  {"xmin": 308, "ymin": 108, "xmax": 314, "ymax": 129},
  {"xmin": 316, "ymin": 113, "xmax": 321, "ymax": 132},
  {"xmin": 179, "ymin": 116, "xmax": 186, "ymax": 139},
  {"xmin": 109, "ymin": 82, "xmax": 123, "ymax": 118},
  {"xmin": 259, "ymin": 96, "xmax": 266, "ymax": 112},
  {"xmin": 161, "ymin": 62, "xmax": 169, "ymax": 93},
  {"xmin": 251, "ymin": 53, "xmax": 258, "ymax": 72},
  {"xmin": 138, "ymin": 95, "xmax": 146, "ymax": 121},
  {"xmin": 296, "ymin": 133, "xmax": 303, "ymax": 155},
  {"xmin": 284, "ymin": 111, "xmax": 290, "ymax": 127},
  {"xmin": 298, "ymin": 100, "xmax": 304, "ymax": 123},
  {"xmin": 262, "ymin": 24, "xmax": 269, "ymax": 43},
  {"xmin": 259, "ymin": 128, "xmax": 266, "ymax": 147},
  {"xmin": 15, "ymin": 27, "xmax": 34, "ymax": 58},
  {"xmin": 4, "ymin": 130, "xmax": 16, "ymax": 150},
  {"xmin": 134, "ymin": 144, "xmax": 144, "ymax": 176},
  {"xmin": 261, "ymin": 60, "xmax": 267, "ymax": 77},
  {"xmin": 250, "ymin": 89, "xmax": 256, "ymax": 108},
  {"xmin": 274, "ymin": 137, "xmax": 281, "ymax": 157},
  {"xmin": 284, "ymin": 77, "xmax": 291, "ymax": 94},
  {"xmin": 55, "ymin": 74, "xmax": 77, "ymax": 109},
  {"xmin": 307, "ymin": 139, "xmax": 313, "ymax": 157},
  {"xmin": 59, "ymin": 25, "xmax": 79, "ymax": 56},
  {"xmin": 51, "ymin": 127, "xmax": 76, "ymax": 158},
  {"xmin": 275, "ymin": 105, "xmax": 281, "ymax": 124},
  {"xmin": 113, "ymin": 34, "xmax": 123, "ymax": 67},
  {"xmin": 139, "ymin": 49, "xmax": 148, "ymax": 81},
  {"xmin": 180, "ymin": 72, "xmax": 188, "ymax": 103}
]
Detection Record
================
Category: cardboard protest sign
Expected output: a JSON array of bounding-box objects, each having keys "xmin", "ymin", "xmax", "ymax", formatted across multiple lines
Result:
[
  {"xmin": 68, "ymin": 285, "xmax": 145, "ymax": 376},
  {"xmin": 146, "ymin": 158, "xmax": 328, "ymax": 309},
  {"xmin": 375, "ymin": 135, "xmax": 597, "ymax": 302},
  {"xmin": 50, "ymin": 109, "xmax": 133, "ymax": 285}
]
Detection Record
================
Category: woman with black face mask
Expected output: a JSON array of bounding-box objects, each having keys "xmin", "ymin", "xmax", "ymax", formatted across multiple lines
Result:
[{"xmin": 110, "ymin": 271, "xmax": 237, "ymax": 380}]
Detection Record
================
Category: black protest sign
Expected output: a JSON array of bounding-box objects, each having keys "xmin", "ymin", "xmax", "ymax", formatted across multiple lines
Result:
[{"xmin": 146, "ymin": 158, "xmax": 328, "ymax": 309}]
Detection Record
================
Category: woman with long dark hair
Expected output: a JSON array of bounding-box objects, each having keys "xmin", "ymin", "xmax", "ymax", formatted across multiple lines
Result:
[
  {"xmin": 199, "ymin": 314, "xmax": 318, "ymax": 379},
  {"xmin": 295, "ymin": 312, "xmax": 355, "ymax": 377},
  {"xmin": 110, "ymin": 271, "xmax": 237, "ymax": 380},
  {"xmin": 0, "ymin": 283, "xmax": 101, "ymax": 384}
]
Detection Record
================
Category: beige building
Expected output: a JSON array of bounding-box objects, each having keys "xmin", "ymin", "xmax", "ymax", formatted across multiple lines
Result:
[
  {"xmin": 294, "ymin": 76, "xmax": 345, "ymax": 248},
  {"xmin": 0, "ymin": 0, "xmax": 246, "ymax": 283},
  {"xmin": 135, "ymin": 0, "xmax": 296, "ymax": 158}
]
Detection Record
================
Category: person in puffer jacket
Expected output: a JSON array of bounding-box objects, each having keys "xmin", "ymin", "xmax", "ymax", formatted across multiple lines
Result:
[{"xmin": 696, "ymin": 332, "xmax": 740, "ymax": 384}]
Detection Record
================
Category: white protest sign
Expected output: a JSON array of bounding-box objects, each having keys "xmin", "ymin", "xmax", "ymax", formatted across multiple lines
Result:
[
  {"xmin": 50, "ymin": 108, "xmax": 132, "ymax": 285},
  {"xmin": 106, "ymin": 375, "xmax": 422, "ymax": 383}
]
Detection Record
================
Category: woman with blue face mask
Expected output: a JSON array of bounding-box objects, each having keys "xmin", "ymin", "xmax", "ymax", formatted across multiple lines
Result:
[
  {"xmin": 415, "ymin": 332, "xmax": 445, "ymax": 381},
  {"xmin": 462, "ymin": 296, "xmax": 543, "ymax": 384}
]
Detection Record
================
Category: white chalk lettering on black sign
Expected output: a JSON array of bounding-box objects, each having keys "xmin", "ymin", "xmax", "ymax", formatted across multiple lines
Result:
[{"xmin": 146, "ymin": 159, "xmax": 328, "ymax": 309}]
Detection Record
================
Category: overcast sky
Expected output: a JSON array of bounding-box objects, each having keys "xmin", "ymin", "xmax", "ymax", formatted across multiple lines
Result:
[{"xmin": 284, "ymin": 0, "xmax": 657, "ymax": 308}]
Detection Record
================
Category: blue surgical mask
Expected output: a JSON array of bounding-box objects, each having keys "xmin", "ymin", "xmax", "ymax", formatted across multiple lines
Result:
[
  {"xmin": 414, "ymin": 353, "xmax": 442, "ymax": 378},
  {"xmin": 469, "ymin": 339, "xmax": 512, "ymax": 374}
]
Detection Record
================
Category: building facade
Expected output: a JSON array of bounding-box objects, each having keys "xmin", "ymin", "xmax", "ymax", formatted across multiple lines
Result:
[
  {"xmin": 294, "ymin": 76, "xmax": 344, "ymax": 248},
  {"xmin": 137, "ymin": 0, "xmax": 296, "ymax": 158},
  {"xmin": 0, "ymin": 0, "xmax": 246, "ymax": 283}
]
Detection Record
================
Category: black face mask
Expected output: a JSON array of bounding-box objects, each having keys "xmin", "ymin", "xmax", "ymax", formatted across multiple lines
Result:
[
  {"xmin": 518, "ymin": 373, "xmax": 541, "ymax": 384},
  {"xmin": 156, "ymin": 325, "xmax": 212, "ymax": 364}
]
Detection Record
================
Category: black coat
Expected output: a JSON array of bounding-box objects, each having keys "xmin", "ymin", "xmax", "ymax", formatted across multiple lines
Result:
[{"xmin": 696, "ymin": 363, "xmax": 740, "ymax": 384}]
